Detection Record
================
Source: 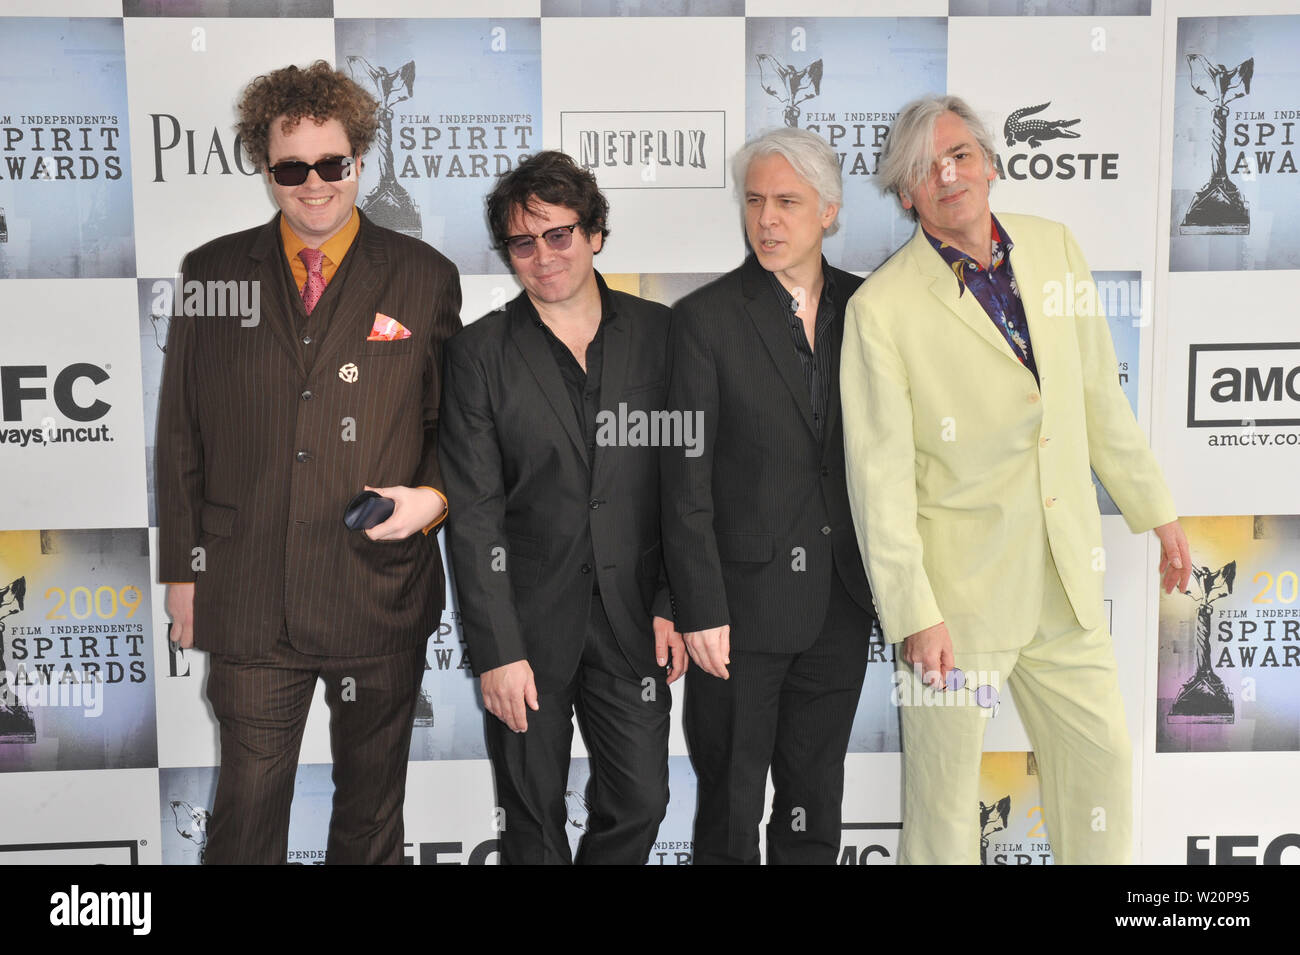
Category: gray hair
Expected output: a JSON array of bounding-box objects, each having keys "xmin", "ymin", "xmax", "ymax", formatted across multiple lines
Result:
[
  {"xmin": 878, "ymin": 95, "xmax": 999, "ymax": 221},
  {"xmin": 732, "ymin": 127, "xmax": 843, "ymax": 236}
]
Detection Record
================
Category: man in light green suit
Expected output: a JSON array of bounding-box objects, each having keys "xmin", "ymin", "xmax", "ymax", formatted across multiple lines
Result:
[{"xmin": 841, "ymin": 95, "xmax": 1191, "ymax": 864}]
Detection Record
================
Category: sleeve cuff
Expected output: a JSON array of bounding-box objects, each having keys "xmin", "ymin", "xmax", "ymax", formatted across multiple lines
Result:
[{"xmin": 419, "ymin": 486, "xmax": 448, "ymax": 534}]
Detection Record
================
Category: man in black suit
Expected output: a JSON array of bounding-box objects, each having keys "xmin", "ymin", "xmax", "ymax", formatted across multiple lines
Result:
[
  {"xmin": 439, "ymin": 151, "xmax": 686, "ymax": 864},
  {"xmin": 157, "ymin": 62, "xmax": 461, "ymax": 864},
  {"xmin": 661, "ymin": 128, "xmax": 876, "ymax": 865}
]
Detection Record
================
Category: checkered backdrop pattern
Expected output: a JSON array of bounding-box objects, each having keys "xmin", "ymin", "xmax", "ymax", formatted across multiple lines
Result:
[{"xmin": 0, "ymin": 0, "xmax": 1296, "ymax": 866}]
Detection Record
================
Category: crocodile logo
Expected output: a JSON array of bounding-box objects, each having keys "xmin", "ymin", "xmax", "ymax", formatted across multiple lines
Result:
[{"xmin": 1003, "ymin": 102, "xmax": 1081, "ymax": 149}]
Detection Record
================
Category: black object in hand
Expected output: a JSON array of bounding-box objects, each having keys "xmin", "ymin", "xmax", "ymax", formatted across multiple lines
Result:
[{"xmin": 344, "ymin": 490, "xmax": 395, "ymax": 531}]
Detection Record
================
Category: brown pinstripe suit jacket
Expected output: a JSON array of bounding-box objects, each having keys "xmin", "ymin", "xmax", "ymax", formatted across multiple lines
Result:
[{"xmin": 156, "ymin": 211, "xmax": 463, "ymax": 657}]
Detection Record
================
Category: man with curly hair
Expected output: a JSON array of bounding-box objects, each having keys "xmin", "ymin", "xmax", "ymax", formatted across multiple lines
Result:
[{"xmin": 157, "ymin": 61, "xmax": 462, "ymax": 864}]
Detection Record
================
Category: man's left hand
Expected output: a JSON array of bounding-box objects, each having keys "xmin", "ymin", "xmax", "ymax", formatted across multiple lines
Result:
[
  {"xmin": 653, "ymin": 615, "xmax": 688, "ymax": 685},
  {"xmin": 364, "ymin": 485, "xmax": 445, "ymax": 541},
  {"xmin": 1154, "ymin": 519, "xmax": 1192, "ymax": 595}
]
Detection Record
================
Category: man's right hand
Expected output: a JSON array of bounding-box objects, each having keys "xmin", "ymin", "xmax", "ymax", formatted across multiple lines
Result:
[
  {"xmin": 481, "ymin": 659, "xmax": 540, "ymax": 733},
  {"xmin": 165, "ymin": 583, "xmax": 196, "ymax": 649},
  {"xmin": 683, "ymin": 625, "xmax": 731, "ymax": 680},
  {"xmin": 902, "ymin": 621, "xmax": 953, "ymax": 690}
]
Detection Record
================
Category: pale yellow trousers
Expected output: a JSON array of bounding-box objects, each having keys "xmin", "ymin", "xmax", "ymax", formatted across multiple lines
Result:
[{"xmin": 895, "ymin": 557, "xmax": 1132, "ymax": 865}]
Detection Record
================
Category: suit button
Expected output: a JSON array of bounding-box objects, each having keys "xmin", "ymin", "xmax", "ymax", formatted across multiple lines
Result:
[
  {"xmin": 295, "ymin": 450, "xmax": 311, "ymax": 463},
  {"xmin": 820, "ymin": 466, "xmax": 830, "ymax": 477},
  {"xmin": 301, "ymin": 390, "xmax": 314, "ymax": 401},
  {"xmin": 302, "ymin": 335, "xmax": 312, "ymax": 345},
  {"xmin": 821, "ymin": 525, "xmax": 832, "ymax": 535},
  {"xmin": 1039, "ymin": 436, "xmax": 1049, "ymax": 447},
  {"xmin": 1045, "ymin": 496, "xmax": 1056, "ymax": 508},
  {"xmin": 1028, "ymin": 393, "xmax": 1040, "ymax": 404},
  {"xmin": 580, "ymin": 563, "xmax": 592, "ymax": 574},
  {"xmin": 589, "ymin": 500, "xmax": 600, "ymax": 510}
]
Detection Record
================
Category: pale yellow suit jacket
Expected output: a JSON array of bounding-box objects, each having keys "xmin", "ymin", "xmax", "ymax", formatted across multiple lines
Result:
[{"xmin": 841, "ymin": 213, "xmax": 1176, "ymax": 653}]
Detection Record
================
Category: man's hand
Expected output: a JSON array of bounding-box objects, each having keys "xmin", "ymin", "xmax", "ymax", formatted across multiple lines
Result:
[
  {"xmin": 683, "ymin": 625, "xmax": 730, "ymax": 680},
  {"xmin": 1154, "ymin": 519, "xmax": 1192, "ymax": 595},
  {"xmin": 902, "ymin": 621, "xmax": 953, "ymax": 690},
  {"xmin": 480, "ymin": 659, "xmax": 539, "ymax": 733},
  {"xmin": 165, "ymin": 582, "xmax": 196, "ymax": 649},
  {"xmin": 653, "ymin": 616, "xmax": 688, "ymax": 684},
  {"xmin": 364, "ymin": 485, "xmax": 445, "ymax": 541}
]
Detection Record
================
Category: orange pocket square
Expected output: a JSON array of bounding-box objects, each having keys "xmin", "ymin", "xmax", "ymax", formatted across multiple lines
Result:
[{"xmin": 367, "ymin": 313, "xmax": 412, "ymax": 341}]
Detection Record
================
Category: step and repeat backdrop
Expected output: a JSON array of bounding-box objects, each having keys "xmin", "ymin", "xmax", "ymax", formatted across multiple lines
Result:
[{"xmin": 0, "ymin": 0, "xmax": 1296, "ymax": 866}]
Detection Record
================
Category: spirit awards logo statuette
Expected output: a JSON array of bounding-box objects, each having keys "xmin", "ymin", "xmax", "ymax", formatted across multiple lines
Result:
[
  {"xmin": 979, "ymin": 796, "xmax": 1011, "ymax": 866},
  {"xmin": 756, "ymin": 53, "xmax": 823, "ymax": 128},
  {"xmin": 0, "ymin": 577, "xmax": 34, "ymax": 743},
  {"xmin": 1180, "ymin": 55, "xmax": 1253, "ymax": 235},
  {"xmin": 168, "ymin": 800, "xmax": 210, "ymax": 864},
  {"xmin": 752, "ymin": 49, "xmax": 895, "ymax": 179},
  {"xmin": 1169, "ymin": 562, "xmax": 1236, "ymax": 723},
  {"xmin": 348, "ymin": 56, "xmax": 422, "ymax": 240}
]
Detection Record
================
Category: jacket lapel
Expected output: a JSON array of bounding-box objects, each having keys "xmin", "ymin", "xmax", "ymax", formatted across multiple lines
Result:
[
  {"xmin": 906, "ymin": 226, "xmax": 1027, "ymax": 374},
  {"xmin": 595, "ymin": 282, "xmax": 629, "ymax": 475},
  {"xmin": 821, "ymin": 269, "xmax": 848, "ymax": 463},
  {"xmin": 246, "ymin": 215, "xmax": 306, "ymax": 376},
  {"xmin": 1005, "ymin": 230, "xmax": 1050, "ymax": 368},
  {"xmin": 312, "ymin": 212, "xmax": 385, "ymax": 376},
  {"xmin": 507, "ymin": 294, "xmax": 589, "ymax": 467},
  {"xmin": 739, "ymin": 255, "xmax": 818, "ymax": 438}
]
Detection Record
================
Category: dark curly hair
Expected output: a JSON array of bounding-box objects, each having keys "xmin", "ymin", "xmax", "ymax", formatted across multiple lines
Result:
[
  {"xmin": 486, "ymin": 151, "xmax": 610, "ymax": 259},
  {"xmin": 236, "ymin": 60, "xmax": 379, "ymax": 169}
]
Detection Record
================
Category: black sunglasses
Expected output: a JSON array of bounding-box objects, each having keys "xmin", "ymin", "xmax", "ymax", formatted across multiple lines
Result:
[
  {"xmin": 502, "ymin": 223, "xmax": 581, "ymax": 258},
  {"xmin": 267, "ymin": 156, "xmax": 355, "ymax": 187}
]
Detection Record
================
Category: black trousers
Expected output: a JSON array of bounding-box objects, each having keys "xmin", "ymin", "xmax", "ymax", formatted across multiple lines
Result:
[
  {"xmin": 484, "ymin": 596, "xmax": 671, "ymax": 865},
  {"xmin": 684, "ymin": 571, "xmax": 871, "ymax": 865},
  {"xmin": 203, "ymin": 630, "xmax": 427, "ymax": 865}
]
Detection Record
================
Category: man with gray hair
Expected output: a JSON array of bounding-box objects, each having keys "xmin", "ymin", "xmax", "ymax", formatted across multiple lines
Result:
[
  {"xmin": 841, "ymin": 95, "xmax": 1190, "ymax": 863},
  {"xmin": 661, "ymin": 127, "xmax": 876, "ymax": 864}
]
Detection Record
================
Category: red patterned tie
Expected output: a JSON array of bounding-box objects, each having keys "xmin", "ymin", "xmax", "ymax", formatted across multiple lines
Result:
[{"xmin": 298, "ymin": 247, "xmax": 326, "ymax": 314}]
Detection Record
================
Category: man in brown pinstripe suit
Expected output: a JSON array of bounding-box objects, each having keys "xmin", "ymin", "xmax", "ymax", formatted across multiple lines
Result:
[{"xmin": 156, "ymin": 62, "xmax": 462, "ymax": 864}]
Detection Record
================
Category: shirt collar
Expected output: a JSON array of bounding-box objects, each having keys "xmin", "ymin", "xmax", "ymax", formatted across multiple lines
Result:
[
  {"xmin": 521, "ymin": 269, "xmax": 616, "ymax": 327},
  {"xmin": 764, "ymin": 256, "xmax": 836, "ymax": 315},
  {"xmin": 923, "ymin": 214, "xmax": 1014, "ymax": 295},
  {"xmin": 280, "ymin": 206, "xmax": 361, "ymax": 269}
]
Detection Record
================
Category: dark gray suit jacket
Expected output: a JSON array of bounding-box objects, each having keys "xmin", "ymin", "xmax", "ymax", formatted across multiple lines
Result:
[
  {"xmin": 439, "ymin": 278, "xmax": 672, "ymax": 690},
  {"xmin": 660, "ymin": 254, "xmax": 874, "ymax": 653}
]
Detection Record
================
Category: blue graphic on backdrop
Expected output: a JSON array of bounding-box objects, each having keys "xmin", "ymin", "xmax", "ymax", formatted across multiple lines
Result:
[
  {"xmin": 336, "ymin": 19, "xmax": 542, "ymax": 275},
  {"xmin": 1089, "ymin": 270, "xmax": 1142, "ymax": 515},
  {"xmin": 409, "ymin": 531, "xmax": 486, "ymax": 761},
  {"xmin": 746, "ymin": 18, "xmax": 947, "ymax": 273},
  {"xmin": 542, "ymin": 0, "xmax": 743, "ymax": 14},
  {"xmin": 137, "ymin": 279, "xmax": 172, "ymax": 528},
  {"xmin": 949, "ymin": 0, "xmax": 1150, "ymax": 14},
  {"xmin": 1171, "ymin": 16, "xmax": 1300, "ymax": 271},
  {"xmin": 0, "ymin": 529, "xmax": 157, "ymax": 772},
  {"xmin": 848, "ymin": 620, "xmax": 902, "ymax": 753},
  {"xmin": 565, "ymin": 755, "xmax": 697, "ymax": 864},
  {"xmin": 0, "ymin": 19, "xmax": 135, "ymax": 279},
  {"xmin": 124, "ymin": 0, "xmax": 331, "ymax": 15},
  {"xmin": 160, "ymin": 764, "xmax": 333, "ymax": 864}
]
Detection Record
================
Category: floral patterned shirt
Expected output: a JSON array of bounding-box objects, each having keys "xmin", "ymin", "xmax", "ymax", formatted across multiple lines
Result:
[{"xmin": 923, "ymin": 216, "xmax": 1038, "ymax": 381}]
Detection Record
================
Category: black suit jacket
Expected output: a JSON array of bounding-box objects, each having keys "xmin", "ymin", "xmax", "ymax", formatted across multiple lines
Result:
[
  {"xmin": 156, "ymin": 211, "xmax": 462, "ymax": 656},
  {"xmin": 439, "ymin": 278, "xmax": 672, "ymax": 690},
  {"xmin": 661, "ymin": 254, "xmax": 874, "ymax": 654}
]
